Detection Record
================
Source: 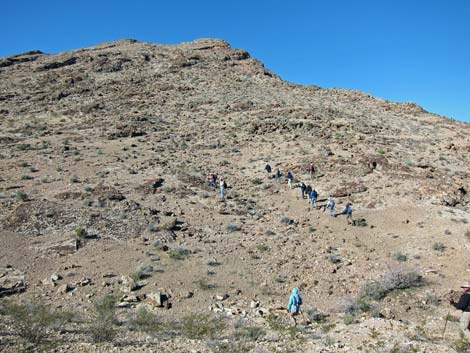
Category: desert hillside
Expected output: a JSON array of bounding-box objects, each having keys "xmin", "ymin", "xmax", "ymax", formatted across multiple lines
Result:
[{"xmin": 0, "ymin": 38, "xmax": 469, "ymax": 353}]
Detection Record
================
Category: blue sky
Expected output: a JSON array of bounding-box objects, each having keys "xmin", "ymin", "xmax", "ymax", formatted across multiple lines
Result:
[{"xmin": 2, "ymin": 0, "xmax": 469, "ymax": 122}]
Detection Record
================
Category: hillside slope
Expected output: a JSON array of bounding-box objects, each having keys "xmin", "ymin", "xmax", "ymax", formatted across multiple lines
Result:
[{"xmin": 0, "ymin": 39, "xmax": 469, "ymax": 352}]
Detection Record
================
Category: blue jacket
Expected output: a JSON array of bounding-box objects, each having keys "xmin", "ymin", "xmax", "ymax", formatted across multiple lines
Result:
[{"xmin": 287, "ymin": 288, "xmax": 302, "ymax": 313}]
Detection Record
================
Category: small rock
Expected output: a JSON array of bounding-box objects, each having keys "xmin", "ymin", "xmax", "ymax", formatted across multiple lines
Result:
[{"xmin": 58, "ymin": 283, "xmax": 72, "ymax": 294}]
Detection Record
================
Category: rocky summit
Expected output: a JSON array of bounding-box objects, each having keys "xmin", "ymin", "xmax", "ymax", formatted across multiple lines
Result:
[{"xmin": 0, "ymin": 38, "xmax": 469, "ymax": 352}]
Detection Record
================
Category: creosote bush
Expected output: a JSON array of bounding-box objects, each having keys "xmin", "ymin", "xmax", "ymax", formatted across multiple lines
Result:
[
  {"xmin": 132, "ymin": 263, "xmax": 154, "ymax": 281},
  {"xmin": 179, "ymin": 313, "xmax": 226, "ymax": 340},
  {"xmin": 127, "ymin": 306, "xmax": 164, "ymax": 335},
  {"xmin": 15, "ymin": 190, "xmax": 28, "ymax": 201},
  {"xmin": 432, "ymin": 242, "xmax": 446, "ymax": 252},
  {"xmin": 0, "ymin": 300, "xmax": 73, "ymax": 345},
  {"xmin": 168, "ymin": 247, "xmax": 190, "ymax": 260},
  {"xmin": 89, "ymin": 295, "xmax": 117, "ymax": 343}
]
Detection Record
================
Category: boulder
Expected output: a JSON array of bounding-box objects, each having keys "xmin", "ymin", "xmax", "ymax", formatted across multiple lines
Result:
[
  {"xmin": 147, "ymin": 291, "xmax": 169, "ymax": 308},
  {"xmin": 0, "ymin": 267, "xmax": 26, "ymax": 297}
]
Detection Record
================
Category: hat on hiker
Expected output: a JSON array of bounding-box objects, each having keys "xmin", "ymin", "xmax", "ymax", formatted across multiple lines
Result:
[{"xmin": 461, "ymin": 282, "xmax": 470, "ymax": 288}]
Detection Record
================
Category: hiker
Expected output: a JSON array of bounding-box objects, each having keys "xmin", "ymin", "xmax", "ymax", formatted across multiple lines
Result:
[
  {"xmin": 299, "ymin": 182, "xmax": 307, "ymax": 199},
  {"xmin": 325, "ymin": 196, "xmax": 335, "ymax": 216},
  {"xmin": 309, "ymin": 162, "xmax": 315, "ymax": 179},
  {"xmin": 275, "ymin": 168, "xmax": 281, "ymax": 183},
  {"xmin": 305, "ymin": 184, "xmax": 312, "ymax": 197},
  {"xmin": 287, "ymin": 287, "xmax": 303, "ymax": 325},
  {"xmin": 340, "ymin": 202, "xmax": 353, "ymax": 224},
  {"xmin": 208, "ymin": 173, "xmax": 217, "ymax": 188},
  {"xmin": 450, "ymin": 282, "xmax": 470, "ymax": 340},
  {"xmin": 286, "ymin": 171, "xmax": 293, "ymax": 189},
  {"xmin": 265, "ymin": 163, "xmax": 272, "ymax": 177},
  {"xmin": 309, "ymin": 188, "xmax": 318, "ymax": 207},
  {"xmin": 219, "ymin": 178, "xmax": 227, "ymax": 200}
]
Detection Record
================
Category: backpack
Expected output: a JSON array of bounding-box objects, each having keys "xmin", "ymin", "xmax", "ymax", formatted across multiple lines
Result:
[
  {"xmin": 292, "ymin": 294, "xmax": 302, "ymax": 311},
  {"xmin": 223, "ymin": 181, "xmax": 227, "ymax": 189}
]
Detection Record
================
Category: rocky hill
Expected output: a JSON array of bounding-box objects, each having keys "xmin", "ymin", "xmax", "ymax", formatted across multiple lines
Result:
[{"xmin": 0, "ymin": 38, "xmax": 469, "ymax": 352}]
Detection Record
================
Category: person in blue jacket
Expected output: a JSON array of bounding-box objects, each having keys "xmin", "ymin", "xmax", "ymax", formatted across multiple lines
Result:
[{"xmin": 287, "ymin": 287, "xmax": 303, "ymax": 325}]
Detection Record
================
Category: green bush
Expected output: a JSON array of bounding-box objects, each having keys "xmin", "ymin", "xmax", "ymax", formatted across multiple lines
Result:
[
  {"xmin": 168, "ymin": 247, "xmax": 190, "ymax": 260},
  {"xmin": 132, "ymin": 263, "xmax": 154, "ymax": 281},
  {"xmin": 1, "ymin": 300, "xmax": 73, "ymax": 345},
  {"xmin": 127, "ymin": 306, "xmax": 163, "ymax": 335},
  {"xmin": 234, "ymin": 324, "xmax": 266, "ymax": 341},
  {"xmin": 75, "ymin": 227, "xmax": 87, "ymax": 239},
  {"xmin": 89, "ymin": 295, "xmax": 117, "ymax": 343},
  {"xmin": 179, "ymin": 313, "xmax": 226, "ymax": 340},
  {"xmin": 432, "ymin": 242, "xmax": 446, "ymax": 252},
  {"xmin": 392, "ymin": 251, "xmax": 408, "ymax": 262},
  {"xmin": 15, "ymin": 190, "xmax": 28, "ymax": 201}
]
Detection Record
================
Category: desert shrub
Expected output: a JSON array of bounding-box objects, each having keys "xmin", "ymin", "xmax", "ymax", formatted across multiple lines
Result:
[
  {"xmin": 21, "ymin": 174, "xmax": 33, "ymax": 180},
  {"xmin": 88, "ymin": 295, "xmax": 117, "ymax": 343},
  {"xmin": 359, "ymin": 281, "xmax": 387, "ymax": 301},
  {"xmin": 207, "ymin": 340, "xmax": 253, "ymax": 353},
  {"xmin": 179, "ymin": 313, "xmax": 226, "ymax": 340},
  {"xmin": 83, "ymin": 199, "xmax": 93, "ymax": 207},
  {"xmin": 328, "ymin": 254, "xmax": 341, "ymax": 264},
  {"xmin": 15, "ymin": 190, "xmax": 28, "ymax": 201},
  {"xmin": 463, "ymin": 230, "xmax": 470, "ymax": 242},
  {"xmin": 305, "ymin": 308, "xmax": 328, "ymax": 323},
  {"xmin": 1, "ymin": 300, "xmax": 73, "ymax": 345},
  {"xmin": 132, "ymin": 263, "xmax": 154, "ymax": 281},
  {"xmin": 168, "ymin": 247, "xmax": 190, "ymax": 260},
  {"xmin": 265, "ymin": 314, "xmax": 300, "ymax": 338},
  {"xmin": 280, "ymin": 216, "xmax": 293, "ymax": 225},
  {"xmin": 256, "ymin": 244, "xmax": 269, "ymax": 252},
  {"xmin": 127, "ymin": 306, "xmax": 163, "ymax": 335},
  {"xmin": 265, "ymin": 230, "xmax": 275, "ymax": 236},
  {"xmin": 75, "ymin": 227, "xmax": 87, "ymax": 239},
  {"xmin": 234, "ymin": 324, "xmax": 266, "ymax": 341},
  {"xmin": 195, "ymin": 278, "xmax": 217, "ymax": 290},
  {"xmin": 381, "ymin": 267, "xmax": 422, "ymax": 292},
  {"xmin": 392, "ymin": 251, "xmax": 408, "ymax": 262},
  {"xmin": 432, "ymin": 242, "xmax": 446, "ymax": 252},
  {"xmin": 343, "ymin": 314, "xmax": 356, "ymax": 325},
  {"xmin": 19, "ymin": 162, "xmax": 29, "ymax": 167},
  {"xmin": 251, "ymin": 178, "xmax": 263, "ymax": 185},
  {"xmin": 226, "ymin": 224, "xmax": 241, "ymax": 233},
  {"xmin": 17, "ymin": 143, "xmax": 31, "ymax": 151},
  {"xmin": 147, "ymin": 223, "xmax": 158, "ymax": 232}
]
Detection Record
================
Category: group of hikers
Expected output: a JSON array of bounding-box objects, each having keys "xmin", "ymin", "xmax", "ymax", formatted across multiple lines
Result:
[
  {"xmin": 207, "ymin": 173, "xmax": 228, "ymax": 200},
  {"xmin": 207, "ymin": 165, "xmax": 470, "ymax": 337},
  {"xmin": 265, "ymin": 162, "xmax": 353, "ymax": 224}
]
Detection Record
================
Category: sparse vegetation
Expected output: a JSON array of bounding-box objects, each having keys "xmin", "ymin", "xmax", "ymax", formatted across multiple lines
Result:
[
  {"xmin": 15, "ymin": 190, "xmax": 28, "ymax": 201},
  {"xmin": 168, "ymin": 247, "xmax": 190, "ymax": 260},
  {"xmin": 432, "ymin": 242, "xmax": 446, "ymax": 252},
  {"xmin": 179, "ymin": 313, "xmax": 226, "ymax": 339},
  {"xmin": 132, "ymin": 263, "xmax": 153, "ymax": 281},
  {"xmin": 88, "ymin": 295, "xmax": 117, "ymax": 343},
  {"xmin": 280, "ymin": 216, "xmax": 293, "ymax": 225},
  {"xmin": 1, "ymin": 300, "xmax": 73, "ymax": 345},
  {"xmin": 392, "ymin": 251, "xmax": 408, "ymax": 262},
  {"xmin": 226, "ymin": 223, "xmax": 241, "ymax": 233},
  {"xmin": 256, "ymin": 244, "xmax": 269, "ymax": 252},
  {"xmin": 75, "ymin": 227, "xmax": 88, "ymax": 239}
]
